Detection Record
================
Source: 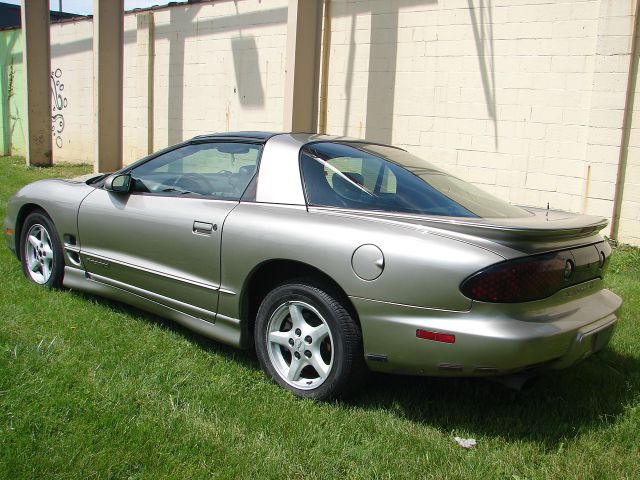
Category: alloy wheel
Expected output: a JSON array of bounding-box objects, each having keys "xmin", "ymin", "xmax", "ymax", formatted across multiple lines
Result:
[
  {"xmin": 266, "ymin": 300, "xmax": 334, "ymax": 390},
  {"xmin": 24, "ymin": 223, "xmax": 54, "ymax": 285}
]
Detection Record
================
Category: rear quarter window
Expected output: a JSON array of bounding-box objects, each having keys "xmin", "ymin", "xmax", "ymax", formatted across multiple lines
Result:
[{"xmin": 300, "ymin": 142, "xmax": 531, "ymax": 218}]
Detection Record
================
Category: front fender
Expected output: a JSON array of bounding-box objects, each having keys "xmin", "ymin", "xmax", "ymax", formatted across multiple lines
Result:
[{"xmin": 4, "ymin": 179, "xmax": 96, "ymax": 262}]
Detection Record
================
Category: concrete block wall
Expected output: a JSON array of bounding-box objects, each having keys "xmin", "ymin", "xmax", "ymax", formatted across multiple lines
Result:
[
  {"xmin": 325, "ymin": 0, "xmax": 637, "ymax": 236},
  {"xmin": 122, "ymin": 0, "xmax": 289, "ymax": 164},
  {"xmin": 50, "ymin": 20, "xmax": 94, "ymax": 163},
  {"xmin": 42, "ymin": 0, "xmax": 289, "ymax": 165},
  {"xmin": 619, "ymin": 17, "xmax": 640, "ymax": 245},
  {"xmin": 2, "ymin": 0, "xmax": 639, "ymax": 244},
  {"xmin": 584, "ymin": 0, "xmax": 637, "ymax": 222},
  {"xmin": 0, "ymin": 29, "xmax": 24, "ymax": 157}
]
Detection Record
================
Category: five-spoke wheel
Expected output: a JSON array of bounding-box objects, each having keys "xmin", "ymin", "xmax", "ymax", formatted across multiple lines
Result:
[
  {"xmin": 266, "ymin": 300, "xmax": 334, "ymax": 390},
  {"xmin": 20, "ymin": 211, "xmax": 64, "ymax": 288},
  {"xmin": 24, "ymin": 223, "xmax": 55, "ymax": 284},
  {"xmin": 255, "ymin": 280, "xmax": 365, "ymax": 400}
]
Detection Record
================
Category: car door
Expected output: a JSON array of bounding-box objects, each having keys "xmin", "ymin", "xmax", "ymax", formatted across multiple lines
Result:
[{"xmin": 77, "ymin": 141, "xmax": 261, "ymax": 321}]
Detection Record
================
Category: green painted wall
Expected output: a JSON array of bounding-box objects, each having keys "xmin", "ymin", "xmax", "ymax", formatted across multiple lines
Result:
[{"xmin": 1, "ymin": 29, "xmax": 25, "ymax": 157}]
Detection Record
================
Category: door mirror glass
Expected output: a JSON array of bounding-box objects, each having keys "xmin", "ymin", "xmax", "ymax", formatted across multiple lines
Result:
[{"xmin": 105, "ymin": 173, "xmax": 132, "ymax": 193}]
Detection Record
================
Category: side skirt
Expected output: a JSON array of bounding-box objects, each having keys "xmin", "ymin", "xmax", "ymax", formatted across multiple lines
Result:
[{"xmin": 62, "ymin": 266, "xmax": 242, "ymax": 348}]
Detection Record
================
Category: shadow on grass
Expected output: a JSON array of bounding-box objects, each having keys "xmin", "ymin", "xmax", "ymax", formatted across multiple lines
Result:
[
  {"xmin": 74, "ymin": 291, "xmax": 638, "ymax": 447},
  {"xmin": 348, "ymin": 349, "xmax": 639, "ymax": 446},
  {"xmin": 72, "ymin": 291, "xmax": 259, "ymax": 370}
]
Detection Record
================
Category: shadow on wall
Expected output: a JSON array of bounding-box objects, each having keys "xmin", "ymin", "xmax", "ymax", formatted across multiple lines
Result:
[
  {"xmin": 339, "ymin": 0, "xmax": 498, "ymax": 147},
  {"xmin": 340, "ymin": 1, "xmax": 437, "ymax": 144},
  {"xmin": 1, "ymin": 31, "xmax": 20, "ymax": 156},
  {"xmin": 365, "ymin": 2, "xmax": 404, "ymax": 144},
  {"xmin": 231, "ymin": 36, "xmax": 265, "ymax": 108},
  {"xmin": 468, "ymin": 0, "xmax": 498, "ymax": 148},
  {"xmin": 167, "ymin": 6, "xmax": 198, "ymax": 145},
  {"xmin": 610, "ymin": 0, "xmax": 640, "ymax": 238},
  {"xmin": 159, "ymin": 5, "xmax": 285, "ymax": 142},
  {"xmin": 48, "ymin": 4, "xmax": 287, "ymax": 146},
  {"xmin": 13, "ymin": 2, "xmax": 503, "ymax": 152}
]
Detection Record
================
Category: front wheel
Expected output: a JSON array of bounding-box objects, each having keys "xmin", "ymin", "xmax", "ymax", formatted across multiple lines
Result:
[
  {"xmin": 19, "ymin": 211, "xmax": 65, "ymax": 288},
  {"xmin": 254, "ymin": 280, "xmax": 365, "ymax": 400}
]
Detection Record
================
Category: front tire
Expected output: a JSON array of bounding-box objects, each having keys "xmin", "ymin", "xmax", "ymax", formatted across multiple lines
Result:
[
  {"xmin": 20, "ymin": 211, "xmax": 65, "ymax": 288},
  {"xmin": 254, "ymin": 280, "xmax": 365, "ymax": 400}
]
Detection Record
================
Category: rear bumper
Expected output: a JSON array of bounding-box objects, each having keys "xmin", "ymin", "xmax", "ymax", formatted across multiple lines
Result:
[{"xmin": 354, "ymin": 279, "xmax": 622, "ymax": 376}]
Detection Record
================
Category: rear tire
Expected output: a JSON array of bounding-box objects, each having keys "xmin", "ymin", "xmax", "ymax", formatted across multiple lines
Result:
[
  {"xmin": 254, "ymin": 279, "xmax": 365, "ymax": 400},
  {"xmin": 19, "ymin": 211, "xmax": 65, "ymax": 288}
]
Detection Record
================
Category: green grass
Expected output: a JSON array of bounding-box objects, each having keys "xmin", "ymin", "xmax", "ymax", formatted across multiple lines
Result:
[{"xmin": 1, "ymin": 155, "xmax": 639, "ymax": 479}]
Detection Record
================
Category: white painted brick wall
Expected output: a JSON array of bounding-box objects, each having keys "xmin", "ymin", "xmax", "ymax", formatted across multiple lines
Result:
[
  {"xmin": 123, "ymin": 14, "xmax": 138, "ymax": 163},
  {"xmin": 50, "ymin": 20, "xmax": 94, "ymax": 164},
  {"xmin": 124, "ymin": 0, "xmax": 289, "ymax": 164},
  {"xmin": 326, "ymin": 0, "xmax": 638, "ymax": 245},
  {"xmin": 583, "ymin": 0, "xmax": 636, "ymax": 232},
  {"xmin": 31, "ymin": 0, "xmax": 640, "ymax": 245},
  {"xmin": 47, "ymin": 0, "xmax": 289, "ymax": 165},
  {"xmin": 618, "ymin": 25, "xmax": 640, "ymax": 244}
]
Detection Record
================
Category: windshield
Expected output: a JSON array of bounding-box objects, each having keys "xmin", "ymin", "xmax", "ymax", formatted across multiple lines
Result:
[{"xmin": 300, "ymin": 142, "xmax": 532, "ymax": 218}]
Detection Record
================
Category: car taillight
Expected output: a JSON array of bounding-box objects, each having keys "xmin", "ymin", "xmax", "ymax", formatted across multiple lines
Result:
[{"xmin": 460, "ymin": 253, "xmax": 568, "ymax": 303}]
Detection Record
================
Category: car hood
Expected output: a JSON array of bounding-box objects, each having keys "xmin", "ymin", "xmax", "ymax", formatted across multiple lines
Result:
[{"xmin": 69, "ymin": 173, "xmax": 107, "ymax": 184}]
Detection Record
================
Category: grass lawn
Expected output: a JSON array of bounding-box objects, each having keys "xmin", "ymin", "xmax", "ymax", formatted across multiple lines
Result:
[{"xmin": 1, "ymin": 155, "xmax": 639, "ymax": 479}]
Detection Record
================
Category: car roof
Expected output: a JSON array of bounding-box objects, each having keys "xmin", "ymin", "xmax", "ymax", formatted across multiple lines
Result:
[
  {"xmin": 191, "ymin": 131, "xmax": 369, "ymax": 143},
  {"xmin": 191, "ymin": 131, "xmax": 281, "ymax": 142},
  {"xmin": 189, "ymin": 132, "xmax": 403, "ymax": 151}
]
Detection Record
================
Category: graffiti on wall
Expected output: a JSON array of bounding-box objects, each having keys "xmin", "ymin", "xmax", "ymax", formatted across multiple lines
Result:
[{"xmin": 50, "ymin": 68, "xmax": 67, "ymax": 148}]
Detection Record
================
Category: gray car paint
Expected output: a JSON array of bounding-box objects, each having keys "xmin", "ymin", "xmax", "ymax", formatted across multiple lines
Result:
[
  {"xmin": 4, "ymin": 133, "xmax": 622, "ymax": 377},
  {"xmin": 77, "ymin": 191, "xmax": 238, "ymax": 320}
]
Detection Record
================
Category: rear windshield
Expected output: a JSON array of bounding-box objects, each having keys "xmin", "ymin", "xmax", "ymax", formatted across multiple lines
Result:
[{"xmin": 300, "ymin": 142, "xmax": 531, "ymax": 218}]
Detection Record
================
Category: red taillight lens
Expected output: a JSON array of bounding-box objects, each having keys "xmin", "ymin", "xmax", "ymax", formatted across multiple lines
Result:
[{"xmin": 460, "ymin": 253, "xmax": 568, "ymax": 303}]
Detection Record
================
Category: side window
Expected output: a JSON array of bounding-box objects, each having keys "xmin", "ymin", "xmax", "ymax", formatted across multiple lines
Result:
[{"xmin": 130, "ymin": 142, "xmax": 260, "ymax": 200}]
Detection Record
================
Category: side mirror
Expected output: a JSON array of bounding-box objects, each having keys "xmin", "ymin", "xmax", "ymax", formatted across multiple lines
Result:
[{"xmin": 104, "ymin": 173, "xmax": 132, "ymax": 193}]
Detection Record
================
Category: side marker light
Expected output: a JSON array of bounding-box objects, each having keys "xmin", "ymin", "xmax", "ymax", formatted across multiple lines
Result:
[{"xmin": 416, "ymin": 329, "xmax": 455, "ymax": 344}]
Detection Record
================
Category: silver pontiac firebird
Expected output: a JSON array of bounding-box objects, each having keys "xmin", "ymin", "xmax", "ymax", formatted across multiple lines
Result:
[{"xmin": 4, "ymin": 132, "xmax": 623, "ymax": 399}]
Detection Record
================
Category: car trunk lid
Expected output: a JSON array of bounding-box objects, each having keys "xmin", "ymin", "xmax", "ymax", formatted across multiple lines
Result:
[{"xmin": 310, "ymin": 206, "xmax": 609, "ymax": 257}]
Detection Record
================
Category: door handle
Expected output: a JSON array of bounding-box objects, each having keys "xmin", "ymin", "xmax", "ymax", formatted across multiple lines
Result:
[{"xmin": 193, "ymin": 221, "xmax": 216, "ymax": 235}]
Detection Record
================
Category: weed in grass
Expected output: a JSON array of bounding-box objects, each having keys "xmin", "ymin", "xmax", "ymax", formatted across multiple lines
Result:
[{"xmin": 0, "ymin": 156, "xmax": 639, "ymax": 479}]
